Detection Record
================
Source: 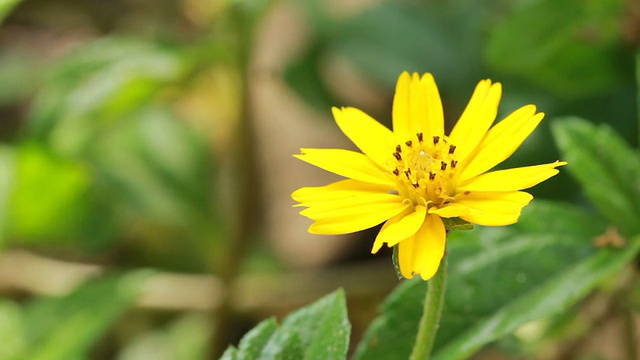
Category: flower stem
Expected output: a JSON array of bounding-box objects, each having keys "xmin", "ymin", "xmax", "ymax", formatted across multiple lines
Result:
[{"xmin": 410, "ymin": 256, "xmax": 448, "ymax": 360}]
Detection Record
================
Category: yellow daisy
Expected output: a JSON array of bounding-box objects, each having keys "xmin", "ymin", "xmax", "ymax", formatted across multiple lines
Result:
[{"xmin": 292, "ymin": 72, "xmax": 566, "ymax": 281}]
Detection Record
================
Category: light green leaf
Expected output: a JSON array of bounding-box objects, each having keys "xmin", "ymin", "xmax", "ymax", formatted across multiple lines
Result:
[
  {"xmin": 552, "ymin": 117, "xmax": 640, "ymax": 235},
  {"xmin": 21, "ymin": 271, "xmax": 152, "ymax": 360},
  {"xmin": 354, "ymin": 200, "xmax": 613, "ymax": 360},
  {"xmin": 237, "ymin": 318, "xmax": 278, "ymax": 358},
  {"xmin": 7, "ymin": 143, "xmax": 92, "ymax": 243},
  {"xmin": 0, "ymin": 0, "xmax": 21, "ymax": 23},
  {"xmin": 227, "ymin": 289, "xmax": 350, "ymax": 360}
]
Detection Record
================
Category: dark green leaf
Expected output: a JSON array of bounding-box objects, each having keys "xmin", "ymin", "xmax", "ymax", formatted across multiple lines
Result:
[
  {"xmin": 354, "ymin": 200, "xmax": 613, "ymax": 360},
  {"xmin": 552, "ymin": 117, "xmax": 640, "ymax": 235},
  {"xmin": 442, "ymin": 217, "xmax": 473, "ymax": 231},
  {"xmin": 485, "ymin": 0, "xmax": 629, "ymax": 98},
  {"xmin": 435, "ymin": 235, "xmax": 640, "ymax": 360}
]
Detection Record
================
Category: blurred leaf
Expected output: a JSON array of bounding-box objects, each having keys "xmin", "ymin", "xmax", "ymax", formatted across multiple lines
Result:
[
  {"xmin": 0, "ymin": 0, "xmax": 21, "ymax": 23},
  {"xmin": 283, "ymin": 41, "xmax": 340, "ymax": 111},
  {"xmin": 93, "ymin": 107, "xmax": 214, "ymax": 226},
  {"xmin": 486, "ymin": 0, "xmax": 629, "ymax": 98},
  {"xmin": 552, "ymin": 117, "xmax": 640, "ymax": 236},
  {"xmin": 225, "ymin": 289, "xmax": 350, "ymax": 359},
  {"xmin": 118, "ymin": 313, "xmax": 211, "ymax": 360},
  {"xmin": 354, "ymin": 200, "xmax": 616, "ymax": 360},
  {"xmin": 20, "ymin": 271, "xmax": 152, "ymax": 360},
  {"xmin": 0, "ymin": 300, "xmax": 25, "ymax": 359},
  {"xmin": 7, "ymin": 143, "xmax": 92, "ymax": 242},
  {"xmin": 27, "ymin": 37, "xmax": 187, "ymax": 157},
  {"xmin": 0, "ymin": 53, "xmax": 43, "ymax": 104}
]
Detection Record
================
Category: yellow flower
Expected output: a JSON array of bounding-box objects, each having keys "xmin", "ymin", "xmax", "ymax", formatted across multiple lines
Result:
[{"xmin": 292, "ymin": 72, "xmax": 566, "ymax": 281}]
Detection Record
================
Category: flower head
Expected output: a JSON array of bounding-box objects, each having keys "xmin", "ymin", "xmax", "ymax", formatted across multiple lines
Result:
[{"xmin": 292, "ymin": 72, "xmax": 566, "ymax": 281}]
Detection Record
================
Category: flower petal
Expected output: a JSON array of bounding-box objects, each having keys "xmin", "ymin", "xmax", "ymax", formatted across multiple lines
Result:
[
  {"xmin": 398, "ymin": 214, "xmax": 446, "ymax": 280},
  {"xmin": 292, "ymin": 179, "xmax": 394, "ymax": 206},
  {"xmin": 449, "ymin": 79, "xmax": 502, "ymax": 161},
  {"xmin": 453, "ymin": 191, "xmax": 533, "ymax": 226},
  {"xmin": 458, "ymin": 105, "xmax": 544, "ymax": 181},
  {"xmin": 306, "ymin": 198, "xmax": 410, "ymax": 235},
  {"xmin": 332, "ymin": 107, "xmax": 395, "ymax": 167},
  {"xmin": 392, "ymin": 72, "xmax": 444, "ymax": 137},
  {"xmin": 457, "ymin": 161, "xmax": 567, "ymax": 192},
  {"xmin": 294, "ymin": 148, "xmax": 394, "ymax": 186},
  {"xmin": 429, "ymin": 203, "xmax": 470, "ymax": 218},
  {"xmin": 371, "ymin": 205, "xmax": 427, "ymax": 253}
]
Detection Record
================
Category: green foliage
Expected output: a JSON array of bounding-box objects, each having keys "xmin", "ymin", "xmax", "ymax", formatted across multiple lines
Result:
[
  {"xmin": 222, "ymin": 289, "xmax": 351, "ymax": 360},
  {"xmin": 354, "ymin": 201, "xmax": 623, "ymax": 359},
  {"xmin": 486, "ymin": 0, "xmax": 628, "ymax": 98},
  {"xmin": 1, "ymin": 271, "xmax": 150, "ymax": 360},
  {"xmin": 552, "ymin": 118, "xmax": 640, "ymax": 236}
]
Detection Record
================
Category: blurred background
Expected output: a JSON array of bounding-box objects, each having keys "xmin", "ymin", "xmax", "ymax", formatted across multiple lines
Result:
[{"xmin": 0, "ymin": 0, "xmax": 638, "ymax": 359}]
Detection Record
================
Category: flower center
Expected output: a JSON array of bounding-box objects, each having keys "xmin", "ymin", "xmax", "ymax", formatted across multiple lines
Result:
[{"xmin": 391, "ymin": 132, "xmax": 458, "ymax": 207}]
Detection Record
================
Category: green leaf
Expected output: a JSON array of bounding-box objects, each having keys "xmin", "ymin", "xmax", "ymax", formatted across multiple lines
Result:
[
  {"xmin": 442, "ymin": 217, "xmax": 473, "ymax": 231},
  {"xmin": 552, "ymin": 117, "xmax": 640, "ymax": 235},
  {"xmin": 0, "ymin": 0, "xmax": 21, "ymax": 23},
  {"xmin": 20, "ymin": 271, "xmax": 152, "ymax": 360},
  {"xmin": 354, "ymin": 200, "xmax": 615, "ymax": 360},
  {"xmin": 237, "ymin": 318, "xmax": 278, "ymax": 358},
  {"xmin": 485, "ymin": 0, "xmax": 629, "ymax": 97},
  {"xmin": 227, "ymin": 289, "xmax": 350, "ymax": 360},
  {"xmin": 7, "ymin": 143, "xmax": 92, "ymax": 243},
  {"xmin": 435, "ymin": 235, "xmax": 640, "ymax": 360},
  {"xmin": 27, "ymin": 37, "xmax": 187, "ymax": 157}
]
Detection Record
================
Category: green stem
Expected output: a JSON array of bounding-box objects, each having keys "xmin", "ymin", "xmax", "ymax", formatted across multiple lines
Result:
[{"xmin": 410, "ymin": 256, "xmax": 448, "ymax": 360}]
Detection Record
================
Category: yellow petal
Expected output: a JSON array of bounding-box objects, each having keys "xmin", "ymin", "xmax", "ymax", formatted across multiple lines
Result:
[
  {"xmin": 392, "ymin": 72, "xmax": 444, "ymax": 137},
  {"xmin": 458, "ymin": 161, "xmax": 567, "ymax": 192},
  {"xmin": 454, "ymin": 191, "xmax": 533, "ymax": 226},
  {"xmin": 332, "ymin": 107, "xmax": 395, "ymax": 167},
  {"xmin": 307, "ymin": 200, "xmax": 410, "ymax": 235},
  {"xmin": 294, "ymin": 148, "xmax": 394, "ymax": 186},
  {"xmin": 292, "ymin": 179, "xmax": 393, "ymax": 206},
  {"xmin": 449, "ymin": 80, "xmax": 502, "ymax": 161},
  {"xmin": 398, "ymin": 214, "xmax": 446, "ymax": 280},
  {"xmin": 429, "ymin": 203, "xmax": 470, "ymax": 218},
  {"xmin": 392, "ymin": 71, "xmax": 412, "ymax": 136},
  {"xmin": 371, "ymin": 205, "xmax": 427, "ymax": 253},
  {"xmin": 458, "ymin": 105, "xmax": 543, "ymax": 181}
]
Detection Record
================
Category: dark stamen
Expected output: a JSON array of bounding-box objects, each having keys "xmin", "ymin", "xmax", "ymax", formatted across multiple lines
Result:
[
  {"xmin": 433, "ymin": 136, "xmax": 440, "ymax": 145},
  {"xmin": 412, "ymin": 182, "xmax": 420, "ymax": 188},
  {"xmin": 393, "ymin": 152, "xmax": 402, "ymax": 161},
  {"xmin": 417, "ymin": 132, "xmax": 424, "ymax": 142},
  {"xmin": 393, "ymin": 168, "xmax": 400, "ymax": 176},
  {"xmin": 451, "ymin": 160, "xmax": 458, "ymax": 168},
  {"xmin": 396, "ymin": 144, "xmax": 402, "ymax": 153},
  {"xmin": 441, "ymin": 161, "xmax": 447, "ymax": 170},
  {"xmin": 449, "ymin": 145, "xmax": 456, "ymax": 154},
  {"xmin": 429, "ymin": 172, "xmax": 436, "ymax": 180},
  {"xmin": 404, "ymin": 170, "xmax": 411, "ymax": 180},
  {"xmin": 405, "ymin": 140, "xmax": 413, "ymax": 147}
]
